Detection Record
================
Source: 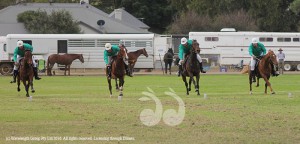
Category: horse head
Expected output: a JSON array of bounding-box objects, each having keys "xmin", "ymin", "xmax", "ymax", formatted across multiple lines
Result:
[
  {"xmin": 24, "ymin": 50, "xmax": 33, "ymax": 66},
  {"xmin": 266, "ymin": 50, "xmax": 278, "ymax": 66},
  {"xmin": 192, "ymin": 40, "xmax": 200, "ymax": 54},
  {"xmin": 142, "ymin": 48, "xmax": 149, "ymax": 57},
  {"xmin": 79, "ymin": 54, "xmax": 84, "ymax": 63},
  {"xmin": 118, "ymin": 45, "xmax": 128, "ymax": 60}
]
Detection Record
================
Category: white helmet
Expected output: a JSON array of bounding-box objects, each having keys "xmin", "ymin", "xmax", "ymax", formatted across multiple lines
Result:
[
  {"xmin": 17, "ymin": 40, "xmax": 23, "ymax": 47},
  {"xmin": 252, "ymin": 38, "xmax": 258, "ymax": 44},
  {"xmin": 181, "ymin": 37, "xmax": 187, "ymax": 45},
  {"xmin": 105, "ymin": 43, "xmax": 112, "ymax": 50}
]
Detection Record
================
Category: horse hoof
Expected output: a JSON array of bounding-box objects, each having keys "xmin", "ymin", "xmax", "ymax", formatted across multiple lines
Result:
[
  {"xmin": 26, "ymin": 94, "xmax": 29, "ymax": 97},
  {"xmin": 188, "ymin": 88, "xmax": 191, "ymax": 91},
  {"xmin": 110, "ymin": 94, "xmax": 112, "ymax": 98},
  {"xmin": 32, "ymin": 89, "xmax": 35, "ymax": 93},
  {"xmin": 271, "ymin": 92, "xmax": 276, "ymax": 95},
  {"xmin": 18, "ymin": 89, "xmax": 20, "ymax": 92},
  {"xmin": 249, "ymin": 91, "xmax": 252, "ymax": 95}
]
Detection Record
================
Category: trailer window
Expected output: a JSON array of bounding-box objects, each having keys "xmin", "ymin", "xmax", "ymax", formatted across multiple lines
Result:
[
  {"xmin": 205, "ymin": 37, "xmax": 219, "ymax": 41},
  {"xmin": 277, "ymin": 37, "xmax": 291, "ymax": 42},
  {"xmin": 58, "ymin": 40, "xmax": 67, "ymax": 53},
  {"xmin": 22, "ymin": 40, "xmax": 32, "ymax": 45},
  {"xmin": 293, "ymin": 38, "xmax": 299, "ymax": 42},
  {"xmin": 3, "ymin": 44, "xmax": 6, "ymax": 52},
  {"xmin": 259, "ymin": 37, "xmax": 273, "ymax": 42}
]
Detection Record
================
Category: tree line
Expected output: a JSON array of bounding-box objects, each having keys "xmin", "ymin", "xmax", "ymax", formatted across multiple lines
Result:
[{"xmin": 1, "ymin": 0, "xmax": 300, "ymax": 34}]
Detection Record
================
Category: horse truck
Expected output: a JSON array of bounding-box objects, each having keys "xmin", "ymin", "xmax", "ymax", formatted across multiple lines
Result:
[{"xmin": 0, "ymin": 36, "xmax": 14, "ymax": 75}]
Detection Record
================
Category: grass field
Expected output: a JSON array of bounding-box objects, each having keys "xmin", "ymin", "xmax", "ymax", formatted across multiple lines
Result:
[{"xmin": 1, "ymin": 74, "xmax": 300, "ymax": 144}]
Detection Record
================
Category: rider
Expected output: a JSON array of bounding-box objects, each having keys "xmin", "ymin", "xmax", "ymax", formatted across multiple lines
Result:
[
  {"xmin": 177, "ymin": 37, "xmax": 206, "ymax": 76},
  {"xmin": 104, "ymin": 43, "xmax": 132, "ymax": 78},
  {"xmin": 10, "ymin": 40, "xmax": 41, "ymax": 83},
  {"xmin": 248, "ymin": 38, "xmax": 279, "ymax": 82}
]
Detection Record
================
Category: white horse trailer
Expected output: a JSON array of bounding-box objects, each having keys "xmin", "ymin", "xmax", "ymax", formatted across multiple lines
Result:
[
  {"xmin": 189, "ymin": 32, "xmax": 300, "ymax": 71},
  {"xmin": 3, "ymin": 34, "xmax": 156, "ymax": 72}
]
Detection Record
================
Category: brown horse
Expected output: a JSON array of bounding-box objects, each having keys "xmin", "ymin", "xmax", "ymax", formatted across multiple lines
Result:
[
  {"xmin": 182, "ymin": 40, "xmax": 201, "ymax": 95},
  {"xmin": 47, "ymin": 54, "xmax": 84, "ymax": 76},
  {"xmin": 127, "ymin": 48, "xmax": 149, "ymax": 75},
  {"xmin": 249, "ymin": 50, "xmax": 278, "ymax": 94},
  {"xmin": 107, "ymin": 46, "xmax": 128, "ymax": 101},
  {"xmin": 17, "ymin": 50, "xmax": 35, "ymax": 97},
  {"xmin": 163, "ymin": 48, "xmax": 174, "ymax": 75}
]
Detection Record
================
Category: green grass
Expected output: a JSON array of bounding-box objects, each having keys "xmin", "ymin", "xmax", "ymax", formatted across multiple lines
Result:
[{"xmin": 0, "ymin": 74, "xmax": 300, "ymax": 144}]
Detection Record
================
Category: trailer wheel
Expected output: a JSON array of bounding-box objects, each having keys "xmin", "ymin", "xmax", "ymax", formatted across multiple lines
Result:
[
  {"xmin": 283, "ymin": 63, "xmax": 292, "ymax": 71},
  {"xmin": 296, "ymin": 64, "xmax": 300, "ymax": 71},
  {"xmin": 0, "ymin": 63, "xmax": 13, "ymax": 75}
]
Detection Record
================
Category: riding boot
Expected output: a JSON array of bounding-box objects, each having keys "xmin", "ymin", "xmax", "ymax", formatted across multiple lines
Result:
[
  {"xmin": 33, "ymin": 67, "xmax": 41, "ymax": 80},
  {"xmin": 251, "ymin": 70, "xmax": 256, "ymax": 82},
  {"xmin": 199, "ymin": 62, "xmax": 206, "ymax": 73},
  {"xmin": 178, "ymin": 65, "xmax": 182, "ymax": 77},
  {"xmin": 124, "ymin": 64, "xmax": 133, "ymax": 77},
  {"xmin": 10, "ymin": 70, "xmax": 18, "ymax": 83}
]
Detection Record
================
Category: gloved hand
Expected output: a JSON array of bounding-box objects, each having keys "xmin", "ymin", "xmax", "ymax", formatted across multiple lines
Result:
[
  {"xmin": 179, "ymin": 60, "xmax": 183, "ymax": 65},
  {"xmin": 252, "ymin": 55, "xmax": 257, "ymax": 59}
]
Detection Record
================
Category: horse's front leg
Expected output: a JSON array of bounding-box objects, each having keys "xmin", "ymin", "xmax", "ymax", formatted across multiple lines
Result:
[
  {"xmin": 169, "ymin": 63, "xmax": 172, "ymax": 75},
  {"xmin": 164, "ymin": 62, "xmax": 168, "ymax": 74},
  {"xmin": 195, "ymin": 74, "xmax": 200, "ymax": 95},
  {"xmin": 30, "ymin": 79, "xmax": 35, "ymax": 93},
  {"xmin": 107, "ymin": 78, "xmax": 112, "ymax": 97},
  {"xmin": 181, "ymin": 75, "xmax": 189, "ymax": 95},
  {"xmin": 256, "ymin": 78, "xmax": 260, "ymax": 87},
  {"xmin": 68, "ymin": 65, "xmax": 70, "ymax": 76},
  {"xmin": 64, "ymin": 65, "xmax": 67, "ymax": 76},
  {"xmin": 17, "ymin": 77, "xmax": 21, "ymax": 92},
  {"xmin": 23, "ymin": 81, "xmax": 29, "ymax": 97},
  {"xmin": 118, "ymin": 78, "xmax": 124, "ymax": 101},
  {"xmin": 249, "ymin": 74, "xmax": 253, "ymax": 95},
  {"xmin": 115, "ymin": 78, "xmax": 119, "ymax": 90},
  {"xmin": 261, "ymin": 75, "xmax": 274, "ymax": 94}
]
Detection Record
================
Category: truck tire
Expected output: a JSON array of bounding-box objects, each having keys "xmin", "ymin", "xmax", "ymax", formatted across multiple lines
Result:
[
  {"xmin": 283, "ymin": 63, "xmax": 292, "ymax": 71},
  {"xmin": 296, "ymin": 64, "xmax": 300, "ymax": 71},
  {"xmin": 0, "ymin": 63, "xmax": 13, "ymax": 75}
]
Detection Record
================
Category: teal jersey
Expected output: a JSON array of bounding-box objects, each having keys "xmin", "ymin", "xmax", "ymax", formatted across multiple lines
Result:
[
  {"xmin": 178, "ymin": 40, "xmax": 193, "ymax": 60},
  {"xmin": 103, "ymin": 45, "xmax": 120, "ymax": 64},
  {"xmin": 13, "ymin": 43, "xmax": 33, "ymax": 62},
  {"xmin": 248, "ymin": 42, "xmax": 266, "ymax": 57}
]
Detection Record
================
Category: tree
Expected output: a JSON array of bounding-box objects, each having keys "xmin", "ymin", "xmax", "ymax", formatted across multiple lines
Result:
[{"xmin": 17, "ymin": 10, "xmax": 81, "ymax": 34}]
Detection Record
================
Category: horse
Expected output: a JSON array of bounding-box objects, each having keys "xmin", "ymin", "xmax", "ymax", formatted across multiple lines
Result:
[
  {"xmin": 47, "ymin": 54, "xmax": 84, "ymax": 76},
  {"xmin": 249, "ymin": 50, "xmax": 278, "ymax": 94},
  {"xmin": 127, "ymin": 48, "xmax": 149, "ymax": 75},
  {"xmin": 17, "ymin": 50, "xmax": 35, "ymax": 97},
  {"xmin": 163, "ymin": 48, "xmax": 174, "ymax": 75},
  {"xmin": 181, "ymin": 40, "xmax": 201, "ymax": 95},
  {"xmin": 107, "ymin": 46, "xmax": 128, "ymax": 101}
]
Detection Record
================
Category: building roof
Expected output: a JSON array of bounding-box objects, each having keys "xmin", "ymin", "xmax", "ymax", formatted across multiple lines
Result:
[
  {"xmin": 0, "ymin": 3, "xmax": 150, "ymax": 36},
  {"xmin": 109, "ymin": 8, "xmax": 149, "ymax": 29}
]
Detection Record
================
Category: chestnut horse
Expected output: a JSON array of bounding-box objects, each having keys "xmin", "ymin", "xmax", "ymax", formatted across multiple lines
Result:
[
  {"xmin": 181, "ymin": 40, "xmax": 201, "ymax": 95},
  {"xmin": 249, "ymin": 50, "xmax": 278, "ymax": 94},
  {"xmin": 127, "ymin": 48, "xmax": 149, "ymax": 75},
  {"xmin": 107, "ymin": 46, "xmax": 128, "ymax": 101},
  {"xmin": 47, "ymin": 54, "xmax": 84, "ymax": 76},
  {"xmin": 17, "ymin": 50, "xmax": 35, "ymax": 97}
]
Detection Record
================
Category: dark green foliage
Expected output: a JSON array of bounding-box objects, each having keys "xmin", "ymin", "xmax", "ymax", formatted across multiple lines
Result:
[{"xmin": 17, "ymin": 10, "xmax": 81, "ymax": 34}]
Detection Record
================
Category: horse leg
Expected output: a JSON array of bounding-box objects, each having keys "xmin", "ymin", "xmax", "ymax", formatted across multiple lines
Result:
[
  {"xmin": 249, "ymin": 73, "xmax": 253, "ymax": 95},
  {"xmin": 107, "ymin": 78, "xmax": 112, "ymax": 97},
  {"xmin": 195, "ymin": 74, "xmax": 200, "ymax": 95},
  {"xmin": 164, "ymin": 62, "xmax": 168, "ymax": 74},
  {"xmin": 23, "ymin": 81, "xmax": 29, "ymax": 97},
  {"xmin": 169, "ymin": 63, "xmax": 172, "ymax": 75},
  {"xmin": 68, "ymin": 65, "xmax": 70, "ymax": 76},
  {"xmin": 118, "ymin": 78, "xmax": 124, "ymax": 101},
  {"xmin": 188, "ymin": 77, "xmax": 192, "ymax": 92},
  {"xmin": 181, "ymin": 75, "xmax": 189, "ymax": 95},
  {"xmin": 115, "ymin": 78, "xmax": 119, "ymax": 91},
  {"xmin": 256, "ymin": 78, "xmax": 260, "ymax": 87},
  {"xmin": 30, "ymin": 79, "xmax": 35, "ymax": 93},
  {"xmin": 17, "ymin": 77, "xmax": 21, "ymax": 92},
  {"xmin": 48, "ymin": 63, "xmax": 54, "ymax": 76},
  {"xmin": 64, "ymin": 65, "xmax": 67, "ymax": 76},
  {"xmin": 261, "ymin": 75, "xmax": 274, "ymax": 94}
]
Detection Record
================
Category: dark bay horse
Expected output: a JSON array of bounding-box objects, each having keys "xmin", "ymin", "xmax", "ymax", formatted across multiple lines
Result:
[
  {"xmin": 249, "ymin": 50, "xmax": 278, "ymax": 94},
  {"xmin": 163, "ymin": 48, "xmax": 174, "ymax": 75},
  {"xmin": 17, "ymin": 50, "xmax": 35, "ymax": 97},
  {"xmin": 127, "ymin": 48, "xmax": 148, "ymax": 75},
  {"xmin": 107, "ymin": 46, "xmax": 128, "ymax": 101},
  {"xmin": 182, "ymin": 40, "xmax": 201, "ymax": 95},
  {"xmin": 47, "ymin": 54, "xmax": 84, "ymax": 76}
]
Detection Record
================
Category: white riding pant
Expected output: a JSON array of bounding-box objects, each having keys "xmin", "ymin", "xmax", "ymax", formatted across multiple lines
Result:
[
  {"xmin": 179, "ymin": 53, "xmax": 202, "ymax": 65},
  {"xmin": 250, "ymin": 57, "xmax": 256, "ymax": 71},
  {"xmin": 13, "ymin": 55, "xmax": 37, "ymax": 70}
]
